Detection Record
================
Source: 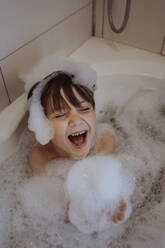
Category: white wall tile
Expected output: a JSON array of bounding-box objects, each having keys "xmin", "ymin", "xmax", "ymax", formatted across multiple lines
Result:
[
  {"xmin": 0, "ymin": 4, "xmax": 92, "ymax": 102},
  {"xmin": 103, "ymin": 0, "xmax": 165, "ymax": 54},
  {"xmin": 0, "ymin": 0, "xmax": 91, "ymax": 59},
  {"xmin": 0, "ymin": 70, "xmax": 10, "ymax": 111}
]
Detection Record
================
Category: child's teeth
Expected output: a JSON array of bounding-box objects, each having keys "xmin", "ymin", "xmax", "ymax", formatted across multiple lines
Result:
[{"xmin": 71, "ymin": 131, "xmax": 86, "ymax": 136}]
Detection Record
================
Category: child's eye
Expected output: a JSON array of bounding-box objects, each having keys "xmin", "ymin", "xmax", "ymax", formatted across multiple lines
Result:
[
  {"xmin": 79, "ymin": 107, "xmax": 91, "ymax": 112},
  {"xmin": 55, "ymin": 113, "xmax": 67, "ymax": 119}
]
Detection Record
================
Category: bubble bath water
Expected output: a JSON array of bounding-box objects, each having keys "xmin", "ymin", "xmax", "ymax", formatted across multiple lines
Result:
[{"xmin": 0, "ymin": 74, "xmax": 165, "ymax": 248}]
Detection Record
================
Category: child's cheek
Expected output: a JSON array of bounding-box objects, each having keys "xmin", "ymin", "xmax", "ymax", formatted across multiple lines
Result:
[
  {"xmin": 51, "ymin": 119, "xmax": 68, "ymax": 139},
  {"xmin": 84, "ymin": 111, "xmax": 96, "ymax": 126},
  {"xmin": 82, "ymin": 110, "xmax": 96, "ymax": 119},
  {"xmin": 56, "ymin": 120, "xmax": 68, "ymax": 133}
]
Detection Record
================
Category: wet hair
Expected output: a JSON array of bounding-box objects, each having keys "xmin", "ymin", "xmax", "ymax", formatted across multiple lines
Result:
[{"xmin": 28, "ymin": 71, "xmax": 95, "ymax": 116}]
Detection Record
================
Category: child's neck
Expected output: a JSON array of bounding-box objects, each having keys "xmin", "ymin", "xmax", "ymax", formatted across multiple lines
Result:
[{"xmin": 47, "ymin": 141, "xmax": 70, "ymax": 159}]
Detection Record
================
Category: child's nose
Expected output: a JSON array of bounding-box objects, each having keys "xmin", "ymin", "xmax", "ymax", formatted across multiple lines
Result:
[{"xmin": 69, "ymin": 113, "xmax": 81, "ymax": 126}]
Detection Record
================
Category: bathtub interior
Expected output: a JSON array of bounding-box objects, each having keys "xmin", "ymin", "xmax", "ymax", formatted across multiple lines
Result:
[{"xmin": 0, "ymin": 71, "xmax": 165, "ymax": 247}]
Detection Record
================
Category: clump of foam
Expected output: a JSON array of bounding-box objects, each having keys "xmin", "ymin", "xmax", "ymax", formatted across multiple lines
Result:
[
  {"xmin": 21, "ymin": 52, "xmax": 97, "ymax": 94},
  {"xmin": 28, "ymin": 80, "xmax": 55, "ymax": 145},
  {"xmin": 128, "ymin": 200, "xmax": 165, "ymax": 248},
  {"xmin": 66, "ymin": 156, "xmax": 135, "ymax": 234},
  {"xmin": 17, "ymin": 157, "xmax": 124, "ymax": 248},
  {"xmin": 95, "ymin": 75, "xmax": 143, "ymax": 121},
  {"xmin": 117, "ymin": 88, "xmax": 165, "ymax": 137},
  {"xmin": 64, "ymin": 59, "xmax": 97, "ymax": 92},
  {"xmin": 18, "ymin": 176, "xmax": 67, "ymax": 223},
  {"xmin": 1, "ymin": 74, "xmax": 165, "ymax": 247},
  {"xmin": 0, "ymin": 191, "xmax": 11, "ymax": 248}
]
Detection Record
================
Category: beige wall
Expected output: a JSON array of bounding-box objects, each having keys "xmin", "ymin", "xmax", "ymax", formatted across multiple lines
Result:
[
  {"xmin": 0, "ymin": 0, "xmax": 92, "ymax": 110},
  {"xmin": 96, "ymin": 0, "xmax": 165, "ymax": 54},
  {"xmin": 0, "ymin": 0, "xmax": 91, "ymax": 60}
]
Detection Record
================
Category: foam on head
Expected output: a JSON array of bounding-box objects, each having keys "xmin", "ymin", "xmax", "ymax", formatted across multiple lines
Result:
[
  {"xmin": 28, "ymin": 79, "xmax": 55, "ymax": 145},
  {"xmin": 21, "ymin": 52, "xmax": 97, "ymax": 94},
  {"xmin": 20, "ymin": 53, "xmax": 97, "ymax": 145}
]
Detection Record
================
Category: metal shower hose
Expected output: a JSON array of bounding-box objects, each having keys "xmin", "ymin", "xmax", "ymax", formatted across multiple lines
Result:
[{"xmin": 107, "ymin": 0, "xmax": 131, "ymax": 33}]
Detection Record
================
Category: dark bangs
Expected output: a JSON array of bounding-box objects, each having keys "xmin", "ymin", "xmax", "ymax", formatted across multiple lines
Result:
[{"xmin": 40, "ymin": 72, "xmax": 95, "ymax": 116}]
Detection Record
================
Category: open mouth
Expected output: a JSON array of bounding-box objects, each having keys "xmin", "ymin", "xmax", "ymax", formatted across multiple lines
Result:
[{"xmin": 68, "ymin": 130, "xmax": 88, "ymax": 148}]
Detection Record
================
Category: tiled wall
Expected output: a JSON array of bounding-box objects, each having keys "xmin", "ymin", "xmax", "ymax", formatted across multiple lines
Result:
[
  {"xmin": 96, "ymin": 0, "xmax": 165, "ymax": 54},
  {"xmin": 0, "ymin": 0, "xmax": 92, "ymax": 110}
]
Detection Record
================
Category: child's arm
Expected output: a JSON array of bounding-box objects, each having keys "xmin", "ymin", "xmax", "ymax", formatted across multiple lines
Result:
[{"xmin": 95, "ymin": 123, "xmax": 116, "ymax": 155}]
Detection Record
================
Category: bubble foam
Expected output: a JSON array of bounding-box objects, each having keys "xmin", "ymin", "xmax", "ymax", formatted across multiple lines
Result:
[{"xmin": 0, "ymin": 75, "xmax": 165, "ymax": 247}]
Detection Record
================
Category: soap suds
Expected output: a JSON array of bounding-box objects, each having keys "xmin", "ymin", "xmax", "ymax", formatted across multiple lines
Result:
[{"xmin": 0, "ymin": 74, "xmax": 165, "ymax": 247}]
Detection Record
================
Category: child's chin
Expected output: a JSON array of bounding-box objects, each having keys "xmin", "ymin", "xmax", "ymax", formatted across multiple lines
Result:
[
  {"xmin": 71, "ymin": 149, "xmax": 89, "ymax": 160},
  {"xmin": 68, "ymin": 140, "xmax": 91, "ymax": 160}
]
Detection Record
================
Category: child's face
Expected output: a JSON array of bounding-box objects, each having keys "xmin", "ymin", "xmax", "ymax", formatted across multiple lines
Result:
[{"xmin": 47, "ymin": 87, "xmax": 96, "ymax": 159}]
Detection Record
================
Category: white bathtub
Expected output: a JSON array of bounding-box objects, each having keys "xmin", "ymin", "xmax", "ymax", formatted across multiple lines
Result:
[{"xmin": 0, "ymin": 37, "xmax": 165, "ymax": 162}]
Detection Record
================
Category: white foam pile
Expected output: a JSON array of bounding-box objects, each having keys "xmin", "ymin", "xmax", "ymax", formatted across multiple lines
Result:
[
  {"xmin": 66, "ymin": 156, "xmax": 135, "ymax": 234},
  {"xmin": 0, "ymin": 74, "xmax": 165, "ymax": 247}
]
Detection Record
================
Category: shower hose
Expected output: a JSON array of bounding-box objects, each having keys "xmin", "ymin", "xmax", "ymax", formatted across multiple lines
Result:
[{"xmin": 107, "ymin": 0, "xmax": 131, "ymax": 33}]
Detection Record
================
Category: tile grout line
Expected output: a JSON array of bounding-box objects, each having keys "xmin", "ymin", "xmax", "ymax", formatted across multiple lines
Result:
[
  {"xmin": 0, "ymin": 67, "xmax": 11, "ymax": 104},
  {"xmin": 160, "ymin": 35, "xmax": 165, "ymax": 56},
  {"xmin": 101, "ymin": 0, "xmax": 106, "ymax": 38},
  {"xmin": 92, "ymin": 0, "xmax": 96, "ymax": 36},
  {"xmin": 0, "ymin": 2, "xmax": 92, "ymax": 63}
]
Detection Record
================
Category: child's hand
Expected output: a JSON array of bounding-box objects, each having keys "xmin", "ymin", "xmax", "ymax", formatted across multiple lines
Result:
[
  {"xmin": 101, "ymin": 201, "xmax": 127, "ymax": 224},
  {"xmin": 112, "ymin": 201, "xmax": 127, "ymax": 223}
]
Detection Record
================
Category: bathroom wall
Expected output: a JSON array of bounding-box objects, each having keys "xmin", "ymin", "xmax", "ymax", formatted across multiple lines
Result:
[
  {"xmin": 0, "ymin": 0, "xmax": 92, "ymax": 110},
  {"xmin": 95, "ymin": 0, "xmax": 165, "ymax": 55}
]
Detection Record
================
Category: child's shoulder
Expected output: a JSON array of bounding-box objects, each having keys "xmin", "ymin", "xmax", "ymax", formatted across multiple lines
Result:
[
  {"xmin": 95, "ymin": 122, "xmax": 116, "ymax": 141},
  {"xmin": 29, "ymin": 143, "xmax": 46, "ymax": 159},
  {"xmin": 29, "ymin": 143, "xmax": 55, "ymax": 175},
  {"xmin": 94, "ymin": 123, "xmax": 116, "ymax": 155}
]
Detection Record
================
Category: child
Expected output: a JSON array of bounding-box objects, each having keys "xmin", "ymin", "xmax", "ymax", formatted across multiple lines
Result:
[
  {"xmin": 28, "ymin": 71, "xmax": 116, "ymax": 175},
  {"xmin": 26, "ymin": 61, "xmax": 126, "ymax": 224}
]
